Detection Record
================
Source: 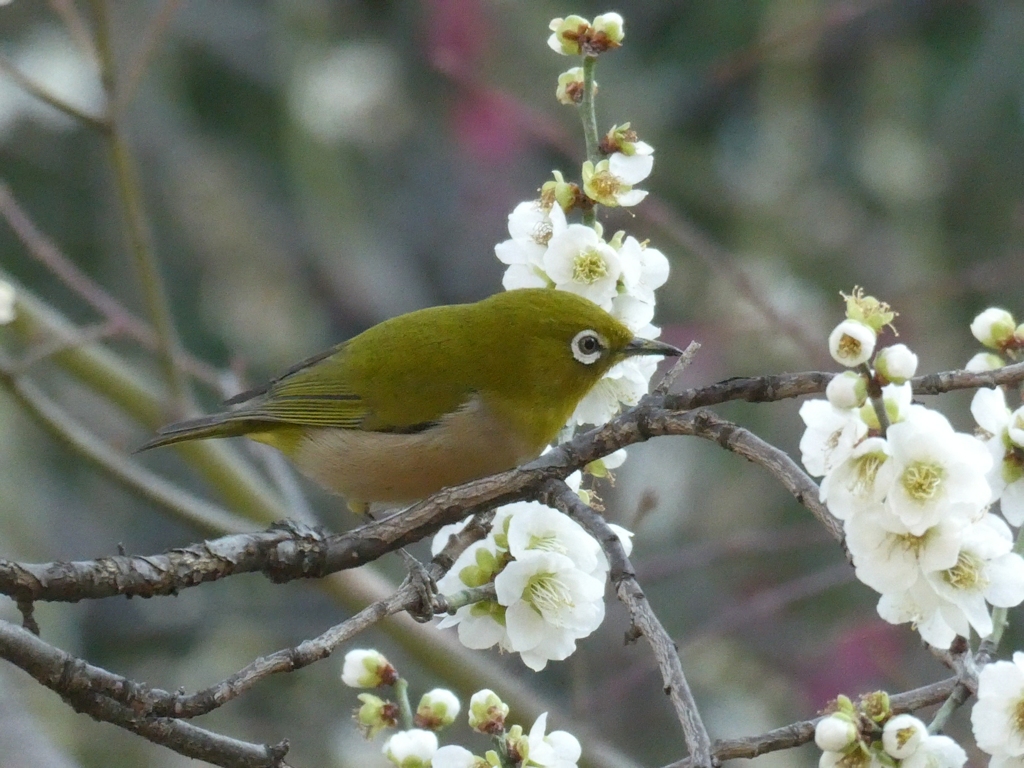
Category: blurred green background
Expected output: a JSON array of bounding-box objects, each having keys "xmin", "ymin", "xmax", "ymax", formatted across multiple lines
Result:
[{"xmin": 2, "ymin": 1, "xmax": 1023, "ymax": 766}]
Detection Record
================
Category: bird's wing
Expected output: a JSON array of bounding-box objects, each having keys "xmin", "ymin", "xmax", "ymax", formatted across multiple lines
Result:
[{"xmin": 227, "ymin": 343, "xmax": 371, "ymax": 429}]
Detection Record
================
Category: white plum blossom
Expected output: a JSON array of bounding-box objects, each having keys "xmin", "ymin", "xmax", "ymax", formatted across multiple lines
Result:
[
  {"xmin": 504, "ymin": 504, "xmax": 602, "ymax": 575},
  {"xmin": 828, "ymin": 319, "xmax": 876, "ymax": 367},
  {"xmin": 435, "ymin": 539, "xmax": 510, "ymax": 653},
  {"xmin": 899, "ymin": 734, "xmax": 967, "ymax": 768},
  {"xmin": 972, "ymin": 387, "xmax": 1024, "ymax": 525},
  {"xmin": 845, "ymin": 507, "xmax": 964, "ymax": 593},
  {"xmin": 881, "ymin": 714, "xmax": 927, "ymax": 758},
  {"xmin": 819, "ymin": 437, "xmax": 894, "ymax": 521},
  {"xmin": 495, "ymin": 201, "xmax": 566, "ymax": 291},
  {"xmin": 971, "ymin": 308, "xmax": 1016, "ymax": 349},
  {"xmin": 543, "ymin": 224, "xmax": 622, "ymax": 309},
  {"xmin": 878, "ymin": 515, "xmax": 1024, "ymax": 647},
  {"xmin": 582, "ymin": 157, "xmax": 649, "ymax": 207},
  {"xmin": 877, "ymin": 578, "xmax": 963, "ymax": 649},
  {"xmin": 923, "ymin": 514, "xmax": 1024, "ymax": 638},
  {"xmin": 884, "ymin": 407, "xmax": 992, "ymax": 535},
  {"xmin": 615, "ymin": 235, "xmax": 668, "ymax": 307},
  {"xmin": 382, "ymin": 729, "xmax": 438, "ymax": 768},
  {"xmin": 798, "ymin": 399, "xmax": 868, "ymax": 478},
  {"xmin": 526, "ymin": 712, "xmax": 582, "ymax": 768},
  {"xmin": 494, "ymin": 551, "xmax": 606, "ymax": 671},
  {"xmin": 972, "ymin": 652, "xmax": 1024, "ymax": 760}
]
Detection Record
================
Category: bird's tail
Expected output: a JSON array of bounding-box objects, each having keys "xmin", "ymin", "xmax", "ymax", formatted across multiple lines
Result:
[{"xmin": 136, "ymin": 412, "xmax": 257, "ymax": 452}]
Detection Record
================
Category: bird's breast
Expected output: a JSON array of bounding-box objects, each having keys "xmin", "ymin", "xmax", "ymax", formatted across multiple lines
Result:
[{"xmin": 290, "ymin": 395, "xmax": 541, "ymax": 506}]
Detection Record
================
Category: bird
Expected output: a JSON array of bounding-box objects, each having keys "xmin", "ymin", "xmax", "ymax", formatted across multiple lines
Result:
[{"xmin": 140, "ymin": 288, "xmax": 680, "ymax": 512}]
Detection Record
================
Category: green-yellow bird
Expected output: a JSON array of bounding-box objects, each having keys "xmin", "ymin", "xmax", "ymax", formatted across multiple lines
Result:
[{"xmin": 141, "ymin": 288, "xmax": 679, "ymax": 510}]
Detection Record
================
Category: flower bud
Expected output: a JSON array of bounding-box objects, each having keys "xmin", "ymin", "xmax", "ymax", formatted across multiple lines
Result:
[
  {"xmin": 874, "ymin": 343, "xmax": 918, "ymax": 384},
  {"xmin": 828, "ymin": 320, "xmax": 876, "ymax": 368},
  {"xmin": 547, "ymin": 15, "xmax": 590, "ymax": 56},
  {"xmin": 382, "ymin": 729, "xmax": 438, "ymax": 768},
  {"xmin": 826, "ymin": 371, "xmax": 868, "ymax": 409},
  {"xmin": 341, "ymin": 649, "xmax": 397, "ymax": 688},
  {"xmin": 555, "ymin": 67, "xmax": 586, "ymax": 105},
  {"xmin": 881, "ymin": 714, "xmax": 926, "ymax": 758},
  {"xmin": 965, "ymin": 352, "xmax": 1004, "ymax": 373},
  {"xmin": 970, "ymin": 308, "xmax": 1016, "ymax": 349},
  {"xmin": 458, "ymin": 547, "xmax": 500, "ymax": 587},
  {"xmin": 504, "ymin": 724, "xmax": 528, "ymax": 764},
  {"xmin": 601, "ymin": 123, "xmax": 652, "ymax": 158},
  {"xmin": 414, "ymin": 688, "xmax": 461, "ymax": 730},
  {"xmin": 540, "ymin": 170, "xmax": 579, "ymax": 213},
  {"xmin": 356, "ymin": 693, "xmax": 399, "ymax": 739},
  {"xmin": 468, "ymin": 689, "xmax": 508, "ymax": 734},
  {"xmin": 814, "ymin": 714, "xmax": 857, "ymax": 752},
  {"xmin": 591, "ymin": 13, "xmax": 625, "ymax": 47}
]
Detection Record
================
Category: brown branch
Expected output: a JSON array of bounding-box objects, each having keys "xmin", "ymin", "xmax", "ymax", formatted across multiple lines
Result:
[
  {"xmin": 2, "ymin": 519, "xmax": 485, "ymax": 727},
  {"xmin": 8, "ymin": 362, "xmax": 1024, "ymax": 605},
  {"xmin": 0, "ymin": 619, "xmax": 291, "ymax": 768},
  {"xmin": 662, "ymin": 677, "xmax": 957, "ymax": 767},
  {"xmin": 544, "ymin": 480, "xmax": 714, "ymax": 768}
]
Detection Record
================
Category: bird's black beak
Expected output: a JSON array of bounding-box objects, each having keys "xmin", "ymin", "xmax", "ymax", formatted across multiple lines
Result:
[{"xmin": 623, "ymin": 337, "xmax": 683, "ymax": 358}]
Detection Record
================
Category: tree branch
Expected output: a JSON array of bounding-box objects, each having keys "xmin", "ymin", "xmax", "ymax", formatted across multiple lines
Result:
[
  {"xmin": 544, "ymin": 480, "xmax": 714, "ymax": 768},
  {"xmin": 661, "ymin": 677, "xmax": 957, "ymax": 767},
  {"xmin": 0, "ymin": 620, "xmax": 291, "ymax": 768}
]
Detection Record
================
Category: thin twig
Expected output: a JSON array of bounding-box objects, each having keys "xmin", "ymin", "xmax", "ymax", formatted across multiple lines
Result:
[
  {"xmin": 89, "ymin": 0, "xmax": 194, "ymax": 412},
  {"xmin": 47, "ymin": 0, "xmax": 98, "ymax": 61},
  {"xmin": 0, "ymin": 55, "xmax": 109, "ymax": 132},
  {"xmin": 0, "ymin": 182, "xmax": 221, "ymax": 387},
  {"xmin": 0, "ymin": 354, "xmax": 254, "ymax": 537},
  {"xmin": 115, "ymin": 0, "xmax": 184, "ymax": 116},
  {"xmin": 653, "ymin": 340, "xmax": 701, "ymax": 395},
  {"xmin": 545, "ymin": 480, "xmax": 714, "ymax": 768}
]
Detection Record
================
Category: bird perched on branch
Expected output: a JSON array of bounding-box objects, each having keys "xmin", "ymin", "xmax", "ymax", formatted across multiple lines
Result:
[{"xmin": 141, "ymin": 288, "xmax": 679, "ymax": 512}]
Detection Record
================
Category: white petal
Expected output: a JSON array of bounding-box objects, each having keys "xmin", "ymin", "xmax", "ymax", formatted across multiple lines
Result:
[{"xmin": 609, "ymin": 152, "xmax": 653, "ymax": 184}]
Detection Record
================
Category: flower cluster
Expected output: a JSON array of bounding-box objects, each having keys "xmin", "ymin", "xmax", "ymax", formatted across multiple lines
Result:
[
  {"xmin": 815, "ymin": 693, "xmax": 966, "ymax": 768},
  {"xmin": 340, "ymin": 660, "xmax": 582, "ymax": 768},
  {"xmin": 801, "ymin": 294, "xmax": 1024, "ymax": 648},
  {"xmin": 434, "ymin": 491, "xmax": 632, "ymax": 671},
  {"xmin": 495, "ymin": 12, "xmax": 671, "ymax": 428},
  {"xmin": 972, "ymin": 652, "xmax": 1024, "ymax": 767}
]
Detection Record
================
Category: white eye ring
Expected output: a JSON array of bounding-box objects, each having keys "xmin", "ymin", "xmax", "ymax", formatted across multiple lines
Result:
[{"xmin": 571, "ymin": 329, "xmax": 605, "ymax": 365}]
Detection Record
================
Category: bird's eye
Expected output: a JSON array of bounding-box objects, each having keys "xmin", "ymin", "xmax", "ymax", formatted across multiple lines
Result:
[{"xmin": 571, "ymin": 329, "xmax": 605, "ymax": 365}]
